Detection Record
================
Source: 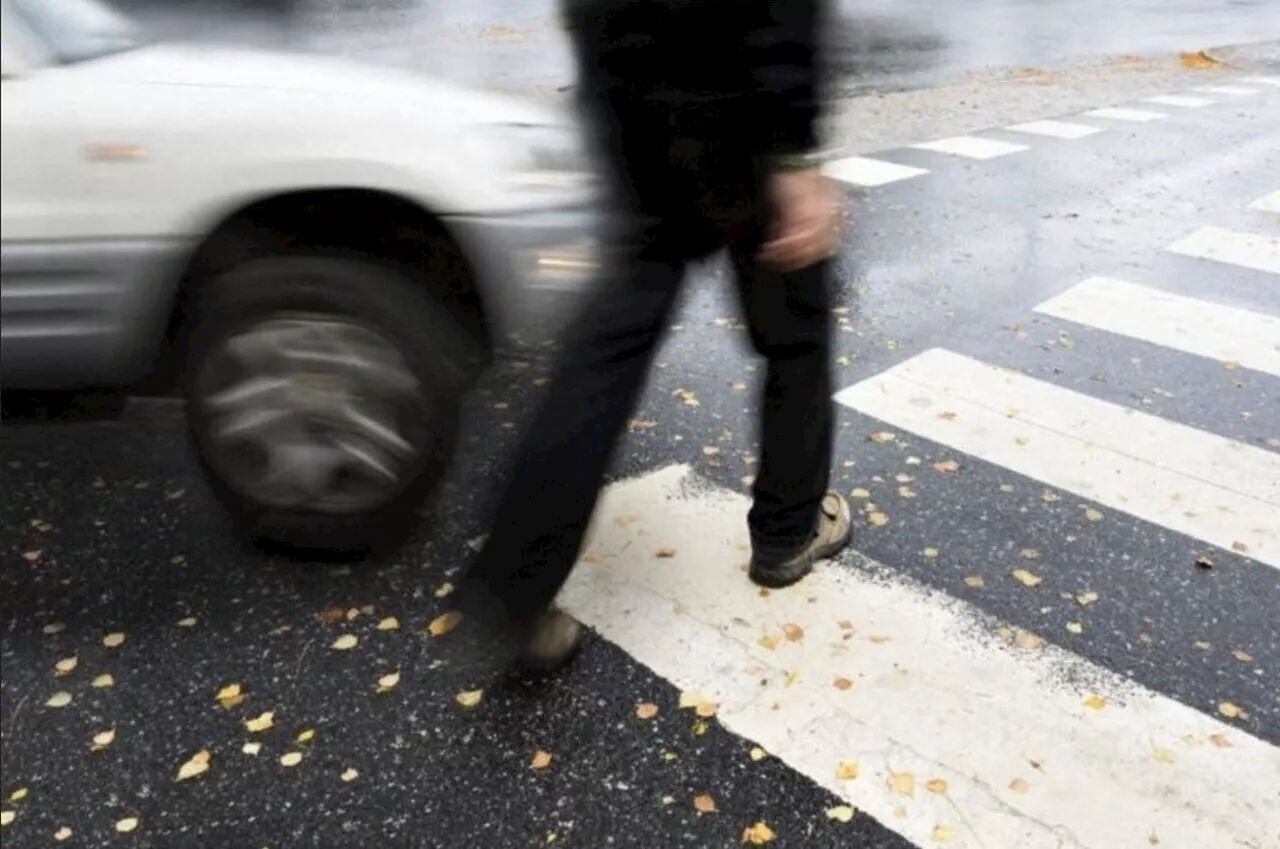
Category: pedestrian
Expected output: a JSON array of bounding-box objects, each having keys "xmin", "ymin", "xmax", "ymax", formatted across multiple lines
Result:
[{"xmin": 460, "ymin": 0, "xmax": 851, "ymax": 671}]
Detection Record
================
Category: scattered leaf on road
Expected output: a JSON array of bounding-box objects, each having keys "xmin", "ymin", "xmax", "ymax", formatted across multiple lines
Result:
[
  {"xmin": 888, "ymin": 773, "xmax": 915, "ymax": 796},
  {"xmin": 1014, "ymin": 630, "xmax": 1044, "ymax": 650},
  {"xmin": 1066, "ymin": 622, "xmax": 1084, "ymax": 635},
  {"xmin": 456, "ymin": 689, "xmax": 484, "ymax": 709},
  {"xmin": 850, "ymin": 488, "xmax": 871, "ymax": 499},
  {"xmin": 434, "ymin": 582, "xmax": 455, "ymax": 598},
  {"xmin": 869, "ymin": 431, "xmax": 896, "ymax": 444},
  {"xmin": 115, "ymin": 818, "xmax": 138, "ymax": 834},
  {"xmin": 636, "ymin": 703, "xmax": 659, "ymax": 720},
  {"xmin": 341, "ymin": 767, "xmax": 359, "ymax": 782},
  {"xmin": 280, "ymin": 751, "xmax": 303, "ymax": 767},
  {"xmin": 827, "ymin": 805, "xmax": 855, "ymax": 823},
  {"xmin": 427, "ymin": 612, "xmax": 464, "ymax": 637},
  {"xmin": 932, "ymin": 824, "xmax": 956, "ymax": 844},
  {"xmin": 296, "ymin": 729, "xmax": 315, "ymax": 744},
  {"xmin": 836, "ymin": 761, "xmax": 859, "ymax": 780},
  {"xmin": 245, "ymin": 712, "xmax": 275, "ymax": 733},
  {"xmin": 868, "ymin": 511, "xmax": 889, "ymax": 527},
  {"xmin": 1009, "ymin": 777, "xmax": 1030, "ymax": 794},
  {"xmin": 1082, "ymin": 695, "xmax": 1107, "ymax": 710},
  {"xmin": 1084, "ymin": 508, "xmax": 1104, "ymax": 522},
  {"xmin": 758, "ymin": 635, "xmax": 778, "ymax": 651},
  {"xmin": 45, "ymin": 691, "xmax": 72, "ymax": 708},
  {"xmin": 1011, "ymin": 569, "xmax": 1042, "ymax": 587},
  {"xmin": 1218, "ymin": 702, "xmax": 1244, "ymax": 719},
  {"xmin": 9, "ymin": 789, "xmax": 27, "ymax": 802},
  {"xmin": 176, "ymin": 751, "xmax": 210, "ymax": 781},
  {"xmin": 693, "ymin": 794, "xmax": 716, "ymax": 813},
  {"xmin": 530, "ymin": 750, "xmax": 553, "ymax": 770},
  {"xmin": 377, "ymin": 672, "xmax": 401, "ymax": 694},
  {"xmin": 376, "ymin": 617, "xmax": 400, "ymax": 631},
  {"xmin": 102, "ymin": 632, "xmax": 126, "ymax": 648},
  {"xmin": 54, "ymin": 826, "xmax": 72, "ymax": 841},
  {"xmin": 932, "ymin": 460, "xmax": 960, "ymax": 474},
  {"xmin": 741, "ymin": 821, "xmax": 776, "ymax": 844},
  {"xmin": 1076, "ymin": 591, "xmax": 1099, "ymax": 606},
  {"xmin": 54, "ymin": 656, "xmax": 78, "ymax": 676},
  {"xmin": 655, "ymin": 548, "xmax": 678, "ymax": 559},
  {"xmin": 1209, "ymin": 733, "xmax": 1232, "ymax": 748},
  {"xmin": 330, "ymin": 633, "xmax": 360, "ymax": 650},
  {"xmin": 42, "ymin": 622, "xmax": 66, "ymax": 636},
  {"xmin": 923, "ymin": 547, "xmax": 939, "ymax": 559},
  {"xmin": 0, "ymin": 811, "xmax": 12, "ymax": 827},
  {"xmin": 242, "ymin": 742, "xmax": 262, "ymax": 756},
  {"xmin": 91, "ymin": 729, "xmax": 116, "ymax": 751},
  {"xmin": 833, "ymin": 677, "xmax": 854, "ymax": 691},
  {"xmin": 1232, "ymin": 649, "xmax": 1253, "ymax": 663},
  {"xmin": 215, "ymin": 683, "xmax": 245, "ymax": 709},
  {"xmin": 782, "ymin": 623, "xmax": 805, "ymax": 642},
  {"xmin": 750, "ymin": 747, "xmax": 767, "ymax": 761},
  {"xmin": 926, "ymin": 778, "xmax": 948, "ymax": 794},
  {"xmin": 964, "ymin": 575, "xmax": 985, "ymax": 588},
  {"xmin": 695, "ymin": 701, "xmax": 719, "ymax": 718},
  {"xmin": 92, "ymin": 673, "xmax": 114, "ymax": 688}
]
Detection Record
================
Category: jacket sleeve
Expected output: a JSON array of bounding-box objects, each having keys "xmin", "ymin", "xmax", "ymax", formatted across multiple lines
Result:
[{"xmin": 749, "ymin": 0, "xmax": 823, "ymax": 156}]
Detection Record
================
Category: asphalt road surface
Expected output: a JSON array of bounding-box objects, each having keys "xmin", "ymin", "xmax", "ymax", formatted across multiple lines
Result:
[{"xmin": 3, "ymin": 9, "xmax": 1280, "ymax": 849}]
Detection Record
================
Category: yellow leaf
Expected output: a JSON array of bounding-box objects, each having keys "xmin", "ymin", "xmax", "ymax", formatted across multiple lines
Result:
[
  {"xmin": 1076, "ymin": 591, "xmax": 1099, "ymax": 606},
  {"xmin": 926, "ymin": 778, "xmax": 948, "ymax": 794},
  {"xmin": 296, "ymin": 729, "xmax": 315, "ymax": 744},
  {"xmin": 693, "ymin": 793, "xmax": 716, "ymax": 813},
  {"xmin": 1218, "ymin": 702, "xmax": 1244, "ymax": 719},
  {"xmin": 45, "ymin": 691, "xmax": 72, "ymax": 708},
  {"xmin": 868, "ymin": 635, "xmax": 891, "ymax": 645},
  {"xmin": 749, "ymin": 747, "xmax": 767, "ymax": 762},
  {"xmin": 741, "ymin": 821, "xmax": 777, "ymax": 844},
  {"xmin": 850, "ymin": 488, "xmax": 871, "ymax": 499},
  {"xmin": 869, "ymin": 431, "xmax": 896, "ymax": 444},
  {"xmin": 377, "ymin": 671, "xmax": 401, "ymax": 693},
  {"xmin": 1082, "ymin": 694, "xmax": 1107, "ymax": 710},
  {"xmin": 54, "ymin": 826, "xmax": 72, "ymax": 841},
  {"xmin": 330, "ymin": 633, "xmax": 360, "ymax": 650},
  {"xmin": 1066, "ymin": 622, "xmax": 1084, "ymax": 635},
  {"xmin": 115, "ymin": 817, "xmax": 138, "ymax": 834},
  {"xmin": 1019, "ymin": 548, "xmax": 1040, "ymax": 559},
  {"xmin": 836, "ymin": 760, "xmax": 859, "ymax": 780},
  {"xmin": 176, "ymin": 751, "xmax": 210, "ymax": 781},
  {"xmin": 963, "ymin": 575, "xmax": 985, "ymax": 588},
  {"xmin": 826, "ymin": 805, "xmax": 855, "ymax": 823},
  {"xmin": 1153, "ymin": 747, "xmax": 1176, "ymax": 764},
  {"xmin": 54, "ymin": 656, "xmax": 78, "ymax": 676},
  {"xmin": 92, "ymin": 729, "xmax": 116, "ymax": 749},
  {"xmin": 1009, "ymin": 777, "xmax": 1030, "ymax": 794},
  {"xmin": 692, "ymin": 720, "xmax": 709, "ymax": 736},
  {"xmin": 434, "ymin": 581, "xmax": 455, "ymax": 598},
  {"xmin": 923, "ymin": 547, "xmax": 939, "ymax": 559},
  {"xmin": 867, "ymin": 511, "xmax": 889, "ymax": 527},
  {"xmin": 0, "ymin": 811, "xmax": 12, "ymax": 827},
  {"xmin": 376, "ymin": 616, "xmax": 400, "ymax": 631},
  {"xmin": 1084, "ymin": 507, "xmax": 1104, "ymax": 522},
  {"xmin": 102, "ymin": 632, "xmax": 126, "ymax": 648},
  {"xmin": 678, "ymin": 690, "xmax": 706, "ymax": 709},
  {"xmin": 9, "ymin": 789, "xmax": 27, "ymax": 802},
  {"xmin": 341, "ymin": 767, "xmax": 359, "ymax": 782},
  {"xmin": 1011, "ymin": 569, "xmax": 1042, "ymax": 587},
  {"xmin": 244, "ymin": 711, "xmax": 275, "ymax": 733},
  {"xmin": 782, "ymin": 623, "xmax": 805, "ymax": 642},
  {"xmin": 215, "ymin": 683, "xmax": 245, "ymax": 709},
  {"xmin": 636, "ymin": 703, "xmax": 659, "ymax": 720},
  {"xmin": 833, "ymin": 677, "xmax": 854, "ymax": 691},
  {"xmin": 932, "ymin": 824, "xmax": 956, "ymax": 844},
  {"xmin": 531, "ymin": 750, "xmax": 553, "ymax": 770},
  {"xmin": 176, "ymin": 617, "xmax": 197, "ymax": 628},
  {"xmin": 280, "ymin": 751, "xmax": 303, "ymax": 767},
  {"xmin": 695, "ymin": 701, "xmax": 719, "ymax": 718},
  {"xmin": 92, "ymin": 673, "xmax": 115, "ymax": 688},
  {"xmin": 888, "ymin": 772, "xmax": 915, "ymax": 796},
  {"xmin": 1014, "ymin": 630, "xmax": 1044, "ymax": 650},
  {"xmin": 242, "ymin": 742, "xmax": 262, "ymax": 756},
  {"xmin": 456, "ymin": 689, "xmax": 484, "ymax": 709},
  {"xmin": 757, "ymin": 635, "xmax": 779, "ymax": 651}
]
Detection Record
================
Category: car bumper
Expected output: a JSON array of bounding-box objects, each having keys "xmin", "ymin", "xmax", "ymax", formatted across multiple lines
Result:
[{"xmin": 442, "ymin": 205, "xmax": 603, "ymax": 341}]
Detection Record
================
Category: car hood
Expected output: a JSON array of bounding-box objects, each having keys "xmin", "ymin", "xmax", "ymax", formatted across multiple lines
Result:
[{"xmin": 90, "ymin": 43, "xmax": 566, "ymax": 127}]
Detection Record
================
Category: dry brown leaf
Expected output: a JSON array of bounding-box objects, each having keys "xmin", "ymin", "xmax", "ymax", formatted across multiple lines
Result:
[
  {"xmin": 782, "ymin": 623, "xmax": 805, "ymax": 643},
  {"xmin": 868, "ymin": 635, "xmax": 891, "ymax": 644},
  {"xmin": 1082, "ymin": 695, "xmax": 1107, "ymax": 711},
  {"xmin": 1209, "ymin": 733, "xmax": 1232, "ymax": 749},
  {"xmin": 869, "ymin": 431, "xmax": 896, "ymax": 444},
  {"xmin": 54, "ymin": 656, "xmax": 78, "ymax": 676},
  {"xmin": 45, "ymin": 691, "xmax": 72, "ymax": 708},
  {"xmin": 341, "ymin": 767, "xmax": 359, "ymax": 782},
  {"xmin": 92, "ymin": 673, "xmax": 114, "ymax": 689},
  {"xmin": 758, "ymin": 635, "xmax": 779, "ymax": 651},
  {"xmin": 938, "ymin": 411, "xmax": 959, "ymax": 421},
  {"xmin": 176, "ymin": 753, "xmax": 210, "ymax": 782},
  {"xmin": 280, "ymin": 751, "xmax": 303, "ymax": 767},
  {"xmin": 926, "ymin": 778, "xmax": 948, "ymax": 795},
  {"xmin": 376, "ymin": 616, "xmax": 400, "ymax": 631},
  {"xmin": 1231, "ymin": 541, "xmax": 1250, "ymax": 554},
  {"xmin": 635, "ymin": 703, "xmax": 659, "ymax": 720},
  {"xmin": 376, "ymin": 672, "xmax": 401, "ymax": 694},
  {"xmin": 102, "ymin": 632, "xmax": 126, "ymax": 648},
  {"xmin": 426, "ymin": 612, "xmax": 463, "ymax": 637},
  {"xmin": 932, "ymin": 824, "xmax": 956, "ymax": 844},
  {"xmin": 1014, "ymin": 630, "xmax": 1044, "ymax": 651},
  {"xmin": 115, "ymin": 817, "xmax": 138, "ymax": 834},
  {"xmin": 455, "ymin": 689, "xmax": 484, "ymax": 709},
  {"xmin": 964, "ymin": 575, "xmax": 985, "ymax": 588},
  {"xmin": 836, "ymin": 760, "xmax": 859, "ymax": 780},
  {"xmin": 1019, "ymin": 548, "xmax": 1041, "ymax": 560},
  {"xmin": 1218, "ymin": 702, "xmax": 1244, "ymax": 719},
  {"xmin": 530, "ymin": 750, "xmax": 553, "ymax": 770},
  {"xmin": 741, "ymin": 821, "xmax": 776, "ymax": 845},
  {"xmin": 867, "ymin": 511, "xmax": 889, "ymax": 527},
  {"xmin": 244, "ymin": 711, "xmax": 275, "ymax": 733},
  {"xmin": 826, "ymin": 805, "xmax": 855, "ymax": 823},
  {"xmin": 329, "ymin": 632, "xmax": 360, "ymax": 651},
  {"xmin": 215, "ymin": 683, "xmax": 245, "ymax": 709},
  {"xmin": 888, "ymin": 772, "xmax": 915, "ymax": 796},
  {"xmin": 674, "ymin": 388, "xmax": 700, "ymax": 406},
  {"xmin": 315, "ymin": 606, "xmax": 346, "ymax": 624},
  {"xmin": 1011, "ymin": 569, "xmax": 1043, "ymax": 587},
  {"xmin": 833, "ymin": 677, "xmax": 854, "ymax": 691},
  {"xmin": 693, "ymin": 794, "xmax": 716, "ymax": 814},
  {"xmin": 1009, "ymin": 777, "xmax": 1030, "ymax": 794},
  {"xmin": 932, "ymin": 459, "xmax": 960, "ymax": 474},
  {"xmin": 655, "ymin": 548, "xmax": 678, "ymax": 559}
]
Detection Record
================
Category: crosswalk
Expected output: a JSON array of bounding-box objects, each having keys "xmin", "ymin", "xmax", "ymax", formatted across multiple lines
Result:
[{"xmin": 554, "ymin": 185, "xmax": 1280, "ymax": 848}]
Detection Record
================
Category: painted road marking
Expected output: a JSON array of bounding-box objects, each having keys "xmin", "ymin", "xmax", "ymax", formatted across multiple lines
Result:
[
  {"xmin": 910, "ymin": 136, "xmax": 1030, "ymax": 160},
  {"xmin": 1004, "ymin": 119, "xmax": 1103, "ymax": 139},
  {"xmin": 1167, "ymin": 226, "xmax": 1280, "ymax": 275},
  {"xmin": 823, "ymin": 156, "xmax": 929, "ymax": 187},
  {"xmin": 1194, "ymin": 85, "xmax": 1260, "ymax": 96},
  {"xmin": 834, "ymin": 349, "xmax": 1280, "ymax": 567},
  {"xmin": 1143, "ymin": 94, "xmax": 1214, "ymax": 108},
  {"xmin": 1249, "ymin": 190, "xmax": 1280, "ymax": 214},
  {"xmin": 1240, "ymin": 75, "xmax": 1280, "ymax": 87},
  {"xmin": 1033, "ymin": 277, "xmax": 1280, "ymax": 377},
  {"xmin": 560, "ymin": 464, "xmax": 1280, "ymax": 849},
  {"xmin": 1084, "ymin": 107, "xmax": 1167, "ymax": 122}
]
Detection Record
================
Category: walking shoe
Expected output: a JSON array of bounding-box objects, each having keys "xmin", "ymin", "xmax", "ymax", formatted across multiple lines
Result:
[
  {"xmin": 519, "ymin": 606, "xmax": 584, "ymax": 672},
  {"xmin": 748, "ymin": 491, "xmax": 853, "ymax": 588}
]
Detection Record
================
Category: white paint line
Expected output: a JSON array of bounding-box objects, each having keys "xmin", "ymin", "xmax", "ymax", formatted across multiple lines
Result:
[
  {"xmin": 1193, "ymin": 85, "xmax": 1260, "ymax": 96},
  {"xmin": 1004, "ymin": 119, "xmax": 1103, "ymax": 139},
  {"xmin": 560, "ymin": 464, "xmax": 1280, "ymax": 849},
  {"xmin": 1084, "ymin": 107, "xmax": 1167, "ymax": 122},
  {"xmin": 834, "ymin": 349, "xmax": 1280, "ymax": 567},
  {"xmin": 1250, "ymin": 190, "xmax": 1280, "ymax": 214},
  {"xmin": 1167, "ymin": 226, "xmax": 1280, "ymax": 275},
  {"xmin": 1143, "ymin": 94, "xmax": 1215, "ymax": 108},
  {"xmin": 1033, "ymin": 276, "xmax": 1280, "ymax": 377},
  {"xmin": 823, "ymin": 156, "xmax": 929, "ymax": 187},
  {"xmin": 1240, "ymin": 75, "xmax": 1280, "ymax": 87},
  {"xmin": 909, "ymin": 136, "xmax": 1030, "ymax": 160}
]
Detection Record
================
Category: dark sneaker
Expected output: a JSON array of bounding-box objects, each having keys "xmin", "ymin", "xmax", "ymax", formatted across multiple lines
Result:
[
  {"xmin": 519, "ymin": 606, "xmax": 584, "ymax": 672},
  {"xmin": 749, "ymin": 492, "xmax": 853, "ymax": 588}
]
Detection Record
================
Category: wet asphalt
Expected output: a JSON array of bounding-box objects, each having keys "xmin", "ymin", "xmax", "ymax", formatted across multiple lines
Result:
[{"xmin": 4, "ymin": 5, "xmax": 1280, "ymax": 849}]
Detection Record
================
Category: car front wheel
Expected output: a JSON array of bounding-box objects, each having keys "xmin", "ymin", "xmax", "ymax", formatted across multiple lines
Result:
[{"xmin": 184, "ymin": 256, "xmax": 472, "ymax": 553}]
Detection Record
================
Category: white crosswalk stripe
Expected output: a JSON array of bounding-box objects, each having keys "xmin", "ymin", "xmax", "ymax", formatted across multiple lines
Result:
[
  {"xmin": 910, "ymin": 136, "xmax": 1030, "ymax": 159},
  {"xmin": 1004, "ymin": 119, "xmax": 1103, "ymax": 139},
  {"xmin": 1167, "ymin": 226, "xmax": 1280, "ymax": 274},
  {"xmin": 1084, "ymin": 107, "xmax": 1167, "ymax": 122},
  {"xmin": 1194, "ymin": 85, "xmax": 1261, "ymax": 96},
  {"xmin": 823, "ymin": 156, "xmax": 930, "ymax": 187},
  {"xmin": 1240, "ymin": 75, "xmax": 1280, "ymax": 87},
  {"xmin": 1143, "ymin": 94, "xmax": 1214, "ymax": 108},
  {"xmin": 1250, "ymin": 190, "xmax": 1280, "ymax": 214}
]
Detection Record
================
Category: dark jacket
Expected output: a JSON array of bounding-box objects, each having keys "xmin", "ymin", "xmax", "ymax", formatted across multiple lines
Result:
[{"xmin": 563, "ymin": 0, "xmax": 823, "ymax": 157}]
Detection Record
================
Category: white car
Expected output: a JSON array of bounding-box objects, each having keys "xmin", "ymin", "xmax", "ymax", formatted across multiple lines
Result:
[{"xmin": 1, "ymin": 0, "xmax": 600, "ymax": 550}]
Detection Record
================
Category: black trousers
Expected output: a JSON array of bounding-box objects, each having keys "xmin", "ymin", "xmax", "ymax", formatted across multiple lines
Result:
[{"xmin": 460, "ymin": 21, "xmax": 835, "ymax": 628}]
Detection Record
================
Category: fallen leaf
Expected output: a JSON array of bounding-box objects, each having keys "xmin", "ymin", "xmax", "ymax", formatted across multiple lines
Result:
[
  {"xmin": 456, "ymin": 689, "xmax": 484, "ymax": 709},
  {"xmin": 376, "ymin": 616, "xmax": 400, "ymax": 631},
  {"xmin": 1019, "ymin": 548, "xmax": 1041, "ymax": 560},
  {"xmin": 757, "ymin": 635, "xmax": 779, "ymax": 651},
  {"xmin": 9, "ymin": 789, "xmax": 27, "ymax": 802},
  {"xmin": 926, "ymin": 778, "xmax": 948, "ymax": 794},
  {"xmin": 938, "ymin": 411, "xmax": 958, "ymax": 421},
  {"xmin": 176, "ymin": 751, "xmax": 210, "ymax": 781},
  {"xmin": 695, "ymin": 701, "xmax": 719, "ymax": 718},
  {"xmin": 1194, "ymin": 555, "xmax": 1215, "ymax": 569},
  {"xmin": 377, "ymin": 671, "xmax": 401, "ymax": 694},
  {"xmin": 341, "ymin": 767, "xmax": 358, "ymax": 782},
  {"xmin": 1011, "ymin": 569, "xmax": 1043, "ymax": 587},
  {"xmin": 91, "ymin": 729, "xmax": 116, "ymax": 750},
  {"xmin": 999, "ymin": 483, "xmax": 1015, "ymax": 493},
  {"xmin": 1009, "ymin": 777, "xmax": 1030, "ymax": 794},
  {"xmin": 692, "ymin": 720, "xmax": 709, "ymax": 736},
  {"xmin": 750, "ymin": 747, "xmax": 767, "ymax": 761},
  {"xmin": 826, "ymin": 805, "xmax": 855, "ymax": 823},
  {"xmin": 102, "ymin": 632, "xmax": 126, "ymax": 648},
  {"xmin": 836, "ymin": 760, "xmax": 859, "ymax": 780},
  {"xmin": 92, "ymin": 673, "xmax": 115, "ymax": 688},
  {"xmin": 782, "ymin": 623, "xmax": 805, "ymax": 642},
  {"xmin": 868, "ymin": 635, "xmax": 891, "ymax": 645},
  {"xmin": 1193, "ymin": 640, "xmax": 1212, "ymax": 650},
  {"xmin": 1209, "ymin": 733, "xmax": 1232, "ymax": 749},
  {"xmin": 655, "ymin": 548, "xmax": 678, "ymax": 559},
  {"xmin": 1084, "ymin": 507, "xmax": 1104, "ymax": 522},
  {"xmin": 242, "ymin": 742, "xmax": 262, "ymax": 756},
  {"xmin": 964, "ymin": 575, "xmax": 985, "ymax": 588},
  {"xmin": 1222, "ymin": 360, "xmax": 1239, "ymax": 371},
  {"xmin": 867, "ymin": 511, "xmax": 889, "ymax": 527},
  {"xmin": 45, "ymin": 691, "xmax": 72, "ymax": 708},
  {"xmin": 426, "ymin": 611, "xmax": 464, "ymax": 638},
  {"xmin": 932, "ymin": 824, "xmax": 956, "ymax": 844},
  {"xmin": 54, "ymin": 826, "xmax": 72, "ymax": 841},
  {"xmin": 1233, "ymin": 649, "xmax": 1253, "ymax": 663},
  {"xmin": 54, "ymin": 656, "xmax": 78, "ymax": 676},
  {"xmin": 22, "ymin": 550, "xmax": 42, "ymax": 562},
  {"xmin": 1153, "ymin": 747, "xmax": 1176, "ymax": 764},
  {"xmin": 693, "ymin": 794, "xmax": 716, "ymax": 813},
  {"xmin": 897, "ymin": 486, "xmax": 917, "ymax": 498},
  {"xmin": 1076, "ymin": 591, "xmax": 1099, "ymax": 606},
  {"xmin": 923, "ymin": 547, "xmax": 939, "ymax": 559},
  {"xmin": 869, "ymin": 431, "xmax": 896, "ymax": 444},
  {"xmin": 42, "ymin": 622, "xmax": 66, "ymax": 635},
  {"xmin": 741, "ymin": 821, "xmax": 776, "ymax": 844},
  {"xmin": 297, "ymin": 729, "xmax": 315, "ymax": 744},
  {"xmin": 434, "ymin": 582, "xmax": 455, "ymax": 599},
  {"xmin": 932, "ymin": 459, "xmax": 960, "ymax": 474},
  {"xmin": 888, "ymin": 773, "xmax": 915, "ymax": 796},
  {"xmin": 1041, "ymin": 491, "xmax": 1061, "ymax": 503},
  {"xmin": 1082, "ymin": 695, "xmax": 1107, "ymax": 711},
  {"xmin": 1231, "ymin": 541, "xmax": 1250, "ymax": 554},
  {"xmin": 674, "ymin": 388, "xmax": 700, "ymax": 406},
  {"xmin": 850, "ymin": 488, "xmax": 871, "ymax": 499},
  {"xmin": 833, "ymin": 677, "xmax": 854, "ymax": 691},
  {"xmin": 1218, "ymin": 702, "xmax": 1244, "ymax": 719},
  {"xmin": 530, "ymin": 750, "xmax": 553, "ymax": 770},
  {"xmin": 245, "ymin": 711, "xmax": 275, "ymax": 733},
  {"xmin": 215, "ymin": 683, "xmax": 244, "ymax": 709},
  {"xmin": 315, "ymin": 606, "xmax": 346, "ymax": 624},
  {"xmin": 1066, "ymin": 622, "xmax": 1084, "ymax": 635},
  {"xmin": 678, "ymin": 690, "xmax": 707, "ymax": 709},
  {"xmin": 280, "ymin": 751, "xmax": 303, "ymax": 767},
  {"xmin": 0, "ymin": 811, "xmax": 12, "ymax": 827},
  {"xmin": 115, "ymin": 817, "xmax": 138, "ymax": 834},
  {"xmin": 1014, "ymin": 630, "xmax": 1044, "ymax": 650}
]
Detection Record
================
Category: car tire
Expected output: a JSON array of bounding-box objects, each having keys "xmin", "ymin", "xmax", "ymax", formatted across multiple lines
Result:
[{"xmin": 183, "ymin": 255, "xmax": 476, "ymax": 554}]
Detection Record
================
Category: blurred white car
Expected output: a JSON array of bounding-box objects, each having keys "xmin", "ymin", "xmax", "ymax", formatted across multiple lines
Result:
[{"xmin": 1, "ymin": 0, "xmax": 599, "ymax": 550}]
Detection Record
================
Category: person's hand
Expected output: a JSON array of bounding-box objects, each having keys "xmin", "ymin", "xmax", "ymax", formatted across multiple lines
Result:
[{"xmin": 758, "ymin": 168, "xmax": 844, "ymax": 271}]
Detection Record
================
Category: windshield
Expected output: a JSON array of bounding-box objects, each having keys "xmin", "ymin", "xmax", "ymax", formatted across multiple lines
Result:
[{"xmin": 9, "ymin": 0, "xmax": 141, "ymax": 65}]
